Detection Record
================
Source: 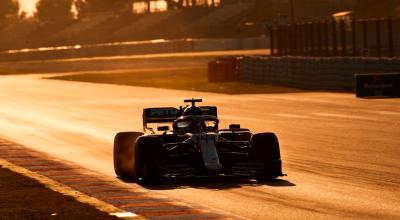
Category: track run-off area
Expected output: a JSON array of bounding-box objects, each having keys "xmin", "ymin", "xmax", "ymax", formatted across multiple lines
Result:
[{"xmin": 0, "ymin": 73, "xmax": 399, "ymax": 220}]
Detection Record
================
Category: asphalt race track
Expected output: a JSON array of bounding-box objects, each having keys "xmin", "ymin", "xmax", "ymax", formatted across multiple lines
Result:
[{"xmin": 0, "ymin": 74, "xmax": 399, "ymax": 220}]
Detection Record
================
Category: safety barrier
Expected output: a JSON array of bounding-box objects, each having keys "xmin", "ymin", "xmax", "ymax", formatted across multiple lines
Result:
[
  {"xmin": 208, "ymin": 56, "xmax": 242, "ymax": 82},
  {"xmin": 240, "ymin": 56, "xmax": 400, "ymax": 91},
  {"xmin": 0, "ymin": 37, "xmax": 268, "ymax": 62}
]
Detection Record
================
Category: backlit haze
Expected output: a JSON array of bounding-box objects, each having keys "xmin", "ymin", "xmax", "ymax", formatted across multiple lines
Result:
[
  {"xmin": 19, "ymin": 0, "xmax": 38, "ymax": 16},
  {"xmin": 17, "ymin": 0, "xmax": 173, "ymax": 17}
]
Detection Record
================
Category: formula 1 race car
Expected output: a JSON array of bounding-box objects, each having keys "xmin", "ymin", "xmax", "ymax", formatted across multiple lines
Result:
[{"xmin": 114, "ymin": 99, "xmax": 284, "ymax": 184}]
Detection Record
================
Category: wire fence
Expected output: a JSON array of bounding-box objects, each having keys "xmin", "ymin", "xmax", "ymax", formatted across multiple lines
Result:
[{"xmin": 269, "ymin": 18, "xmax": 400, "ymax": 58}]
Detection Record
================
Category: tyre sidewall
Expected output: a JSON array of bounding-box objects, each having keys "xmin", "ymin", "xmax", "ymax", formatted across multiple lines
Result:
[
  {"xmin": 250, "ymin": 132, "xmax": 282, "ymax": 180},
  {"xmin": 114, "ymin": 132, "xmax": 143, "ymax": 179}
]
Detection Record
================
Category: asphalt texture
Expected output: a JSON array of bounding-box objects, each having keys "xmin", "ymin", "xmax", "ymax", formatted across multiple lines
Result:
[
  {"xmin": 0, "ymin": 164, "xmax": 119, "ymax": 220},
  {"xmin": 0, "ymin": 73, "xmax": 399, "ymax": 220}
]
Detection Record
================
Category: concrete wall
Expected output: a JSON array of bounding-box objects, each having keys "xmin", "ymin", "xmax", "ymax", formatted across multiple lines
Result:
[
  {"xmin": 241, "ymin": 56, "xmax": 400, "ymax": 91},
  {"xmin": 0, "ymin": 37, "xmax": 269, "ymax": 62}
]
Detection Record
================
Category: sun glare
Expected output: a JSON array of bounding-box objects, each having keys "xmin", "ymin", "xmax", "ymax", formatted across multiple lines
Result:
[
  {"xmin": 19, "ymin": 0, "xmax": 221, "ymax": 17},
  {"xmin": 18, "ymin": 0, "xmax": 38, "ymax": 16}
]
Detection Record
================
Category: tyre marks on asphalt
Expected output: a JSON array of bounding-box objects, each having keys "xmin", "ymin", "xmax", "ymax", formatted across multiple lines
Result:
[
  {"xmin": 0, "ymin": 139, "xmax": 233, "ymax": 220},
  {"xmin": 271, "ymin": 113, "xmax": 312, "ymax": 119}
]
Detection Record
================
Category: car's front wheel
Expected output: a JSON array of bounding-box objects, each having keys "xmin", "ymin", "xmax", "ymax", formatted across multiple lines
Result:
[
  {"xmin": 250, "ymin": 132, "xmax": 283, "ymax": 181},
  {"xmin": 113, "ymin": 132, "xmax": 143, "ymax": 179}
]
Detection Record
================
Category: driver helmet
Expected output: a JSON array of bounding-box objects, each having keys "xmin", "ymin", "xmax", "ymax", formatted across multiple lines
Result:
[{"xmin": 183, "ymin": 105, "xmax": 203, "ymax": 116}]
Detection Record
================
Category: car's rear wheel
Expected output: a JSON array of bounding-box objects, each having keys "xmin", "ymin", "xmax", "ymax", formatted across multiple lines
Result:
[
  {"xmin": 250, "ymin": 132, "xmax": 282, "ymax": 181},
  {"xmin": 113, "ymin": 132, "xmax": 143, "ymax": 179},
  {"xmin": 136, "ymin": 136, "xmax": 163, "ymax": 184}
]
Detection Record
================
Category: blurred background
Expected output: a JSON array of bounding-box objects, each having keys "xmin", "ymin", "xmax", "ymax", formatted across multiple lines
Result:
[{"xmin": 1, "ymin": 0, "xmax": 399, "ymax": 52}]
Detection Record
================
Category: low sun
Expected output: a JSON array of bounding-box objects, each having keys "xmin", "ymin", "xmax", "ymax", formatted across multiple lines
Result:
[{"xmin": 18, "ymin": 0, "xmax": 39, "ymax": 16}]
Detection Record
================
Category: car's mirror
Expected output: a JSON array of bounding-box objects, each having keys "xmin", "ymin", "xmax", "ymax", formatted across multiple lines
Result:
[
  {"xmin": 229, "ymin": 124, "xmax": 241, "ymax": 129},
  {"xmin": 203, "ymin": 120, "xmax": 218, "ymax": 132},
  {"xmin": 176, "ymin": 121, "xmax": 191, "ymax": 128}
]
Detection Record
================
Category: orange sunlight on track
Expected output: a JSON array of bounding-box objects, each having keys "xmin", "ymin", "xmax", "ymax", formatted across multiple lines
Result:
[{"xmin": 0, "ymin": 73, "xmax": 399, "ymax": 219}]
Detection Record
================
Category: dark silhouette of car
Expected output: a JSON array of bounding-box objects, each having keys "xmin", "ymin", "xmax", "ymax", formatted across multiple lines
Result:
[{"xmin": 114, "ymin": 98, "xmax": 284, "ymax": 184}]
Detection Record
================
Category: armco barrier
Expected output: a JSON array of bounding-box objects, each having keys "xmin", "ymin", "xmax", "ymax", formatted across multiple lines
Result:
[
  {"xmin": 355, "ymin": 73, "xmax": 400, "ymax": 98},
  {"xmin": 240, "ymin": 56, "xmax": 400, "ymax": 91}
]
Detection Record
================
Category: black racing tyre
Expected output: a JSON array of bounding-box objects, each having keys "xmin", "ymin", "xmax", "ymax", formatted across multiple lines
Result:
[
  {"xmin": 135, "ymin": 136, "xmax": 163, "ymax": 184},
  {"xmin": 113, "ymin": 132, "xmax": 143, "ymax": 179},
  {"xmin": 250, "ymin": 132, "xmax": 282, "ymax": 180}
]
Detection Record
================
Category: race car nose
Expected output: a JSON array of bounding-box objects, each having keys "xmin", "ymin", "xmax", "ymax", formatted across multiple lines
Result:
[{"xmin": 191, "ymin": 133, "xmax": 222, "ymax": 172}]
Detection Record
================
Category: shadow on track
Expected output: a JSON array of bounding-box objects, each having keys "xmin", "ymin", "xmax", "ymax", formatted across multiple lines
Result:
[{"xmin": 119, "ymin": 176, "xmax": 295, "ymax": 190}]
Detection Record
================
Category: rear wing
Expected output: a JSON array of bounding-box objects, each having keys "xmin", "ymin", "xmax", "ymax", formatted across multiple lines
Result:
[
  {"xmin": 143, "ymin": 107, "xmax": 179, "ymax": 130},
  {"xmin": 143, "ymin": 106, "xmax": 218, "ymax": 131}
]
